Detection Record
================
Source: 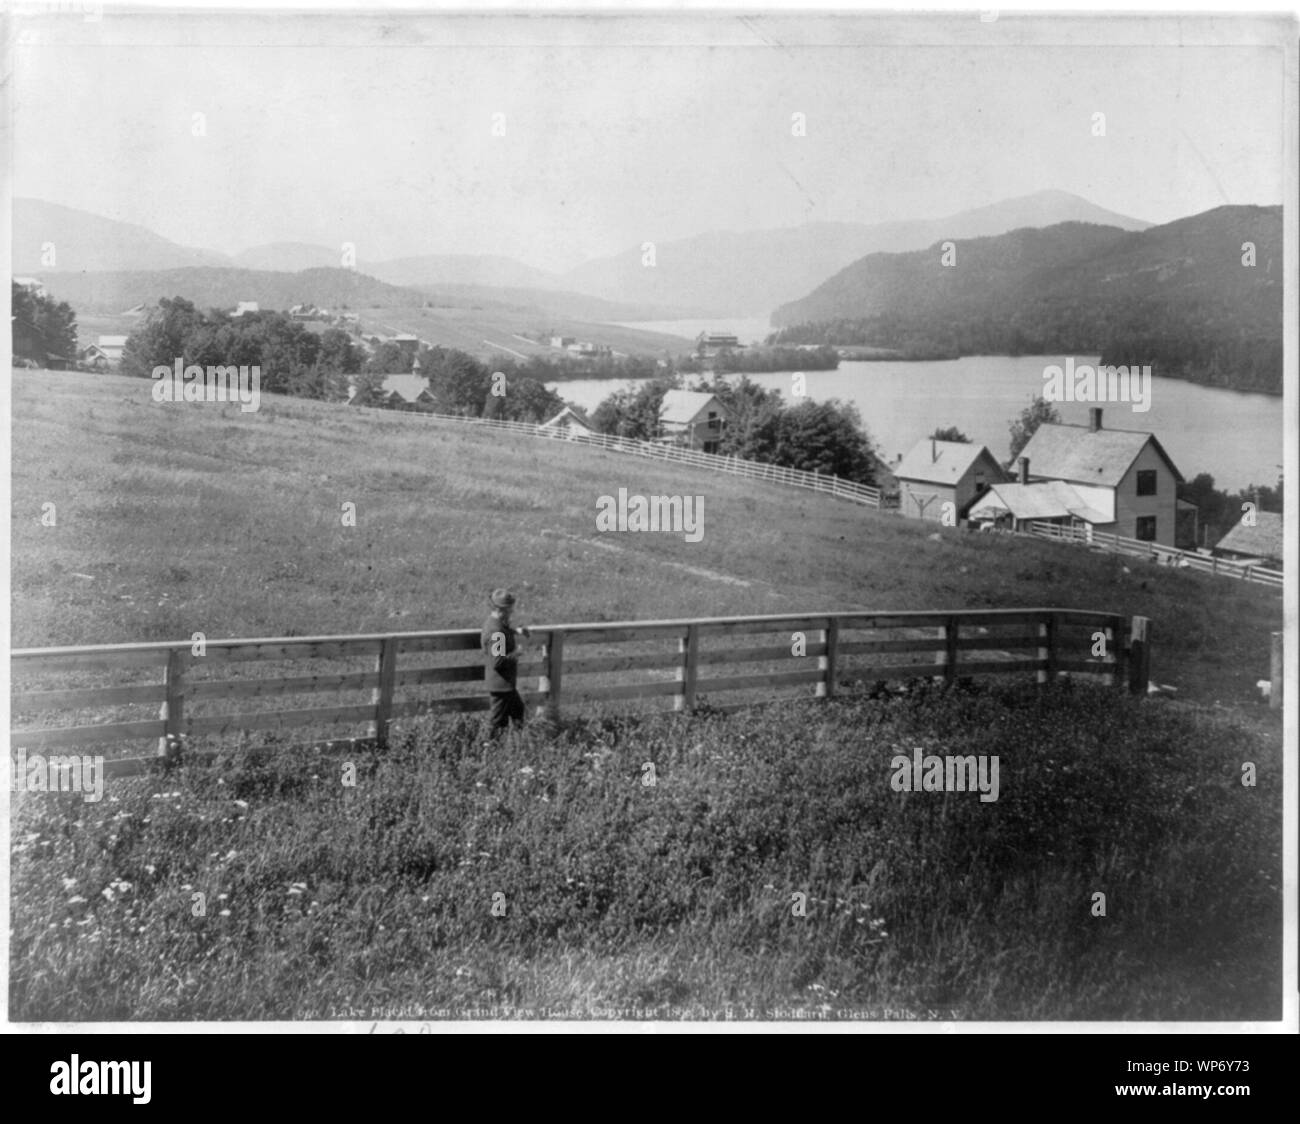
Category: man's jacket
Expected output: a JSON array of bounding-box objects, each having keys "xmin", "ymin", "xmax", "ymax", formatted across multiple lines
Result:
[{"xmin": 481, "ymin": 615, "xmax": 520, "ymax": 693}]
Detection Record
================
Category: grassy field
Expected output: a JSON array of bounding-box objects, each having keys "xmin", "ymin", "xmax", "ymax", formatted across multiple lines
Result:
[{"xmin": 8, "ymin": 368, "xmax": 1286, "ymax": 1020}]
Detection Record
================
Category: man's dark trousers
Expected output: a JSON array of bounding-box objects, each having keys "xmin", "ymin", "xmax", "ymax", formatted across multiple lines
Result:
[{"xmin": 487, "ymin": 689, "xmax": 525, "ymax": 737}]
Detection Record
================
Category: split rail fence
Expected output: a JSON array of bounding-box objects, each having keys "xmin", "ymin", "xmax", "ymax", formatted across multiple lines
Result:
[
  {"xmin": 1027, "ymin": 520, "xmax": 1283, "ymax": 589},
  {"xmin": 10, "ymin": 607, "xmax": 1147, "ymax": 779}
]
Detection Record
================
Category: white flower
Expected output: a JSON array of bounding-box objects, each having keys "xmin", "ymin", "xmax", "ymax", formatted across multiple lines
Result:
[
  {"xmin": 61, "ymin": 877, "xmax": 77, "ymax": 891},
  {"xmin": 219, "ymin": 909, "xmax": 231, "ymax": 917}
]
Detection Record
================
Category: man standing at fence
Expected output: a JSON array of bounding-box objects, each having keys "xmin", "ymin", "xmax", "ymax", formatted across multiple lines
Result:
[{"xmin": 481, "ymin": 588, "xmax": 531, "ymax": 740}]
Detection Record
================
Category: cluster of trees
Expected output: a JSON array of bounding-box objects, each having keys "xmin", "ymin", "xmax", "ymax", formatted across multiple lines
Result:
[
  {"xmin": 11, "ymin": 282, "xmax": 78, "ymax": 366},
  {"xmin": 121, "ymin": 297, "xmax": 361, "ymax": 399},
  {"xmin": 677, "ymin": 345, "xmax": 839, "ymax": 374},
  {"xmin": 350, "ymin": 348, "xmax": 565, "ymax": 422},
  {"xmin": 590, "ymin": 374, "xmax": 878, "ymax": 486},
  {"xmin": 118, "ymin": 297, "xmax": 566, "ymax": 421},
  {"xmin": 768, "ymin": 308, "xmax": 1281, "ymax": 395}
]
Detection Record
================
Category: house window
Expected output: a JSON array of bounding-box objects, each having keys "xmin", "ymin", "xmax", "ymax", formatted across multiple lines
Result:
[
  {"xmin": 1136, "ymin": 470, "xmax": 1157, "ymax": 496},
  {"xmin": 1135, "ymin": 516, "xmax": 1157, "ymax": 541}
]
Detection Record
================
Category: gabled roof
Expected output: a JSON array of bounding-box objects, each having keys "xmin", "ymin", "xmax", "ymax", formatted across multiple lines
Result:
[
  {"xmin": 539, "ymin": 405, "xmax": 592, "ymax": 429},
  {"xmin": 968, "ymin": 480, "xmax": 1110, "ymax": 525},
  {"xmin": 1216, "ymin": 510, "xmax": 1283, "ymax": 559},
  {"xmin": 1019, "ymin": 422, "xmax": 1183, "ymax": 488},
  {"xmin": 660, "ymin": 390, "xmax": 725, "ymax": 424},
  {"xmin": 894, "ymin": 439, "xmax": 998, "ymax": 486},
  {"xmin": 349, "ymin": 373, "xmax": 431, "ymax": 404}
]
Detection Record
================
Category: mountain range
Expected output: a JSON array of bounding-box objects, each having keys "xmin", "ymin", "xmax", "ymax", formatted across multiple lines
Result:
[
  {"xmin": 15, "ymin": 190, "xmax": 1150, "ymax": 319},
  {"xmin": 561, "ymin": 190, "xmax": 1151, "ymax": 316}
]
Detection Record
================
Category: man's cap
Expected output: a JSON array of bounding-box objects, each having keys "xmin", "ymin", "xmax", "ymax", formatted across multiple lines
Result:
[{"xmin": 489, "ymin": 588, "xmax": 517, "ymax": 608}]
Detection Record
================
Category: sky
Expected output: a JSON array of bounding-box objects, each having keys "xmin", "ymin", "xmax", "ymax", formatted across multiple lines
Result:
[{"xmin": 11, "ymin": 11, "xmax": 1289, "ymax": 273}]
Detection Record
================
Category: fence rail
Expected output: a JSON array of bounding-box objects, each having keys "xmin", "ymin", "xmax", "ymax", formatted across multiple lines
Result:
[
  {"xmin": 11, "ymin": 608, "xmax": 1144, "ymax": 778},
  {"xmin": 1026, "ymin": 521, "xmax": 1283, "ymax": 589},
  {"xmin": 387, "ymin": 408, "xmax": 883, "ymax": 508}
]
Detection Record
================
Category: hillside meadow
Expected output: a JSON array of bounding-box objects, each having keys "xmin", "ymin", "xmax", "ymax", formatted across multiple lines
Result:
[
  {"xmin": 8, "ymin": 367, "xmax": 1285, "ymax": 1020},
  {"xmin": 9, "ymin": 371, "xmax": 1281, "ymax": 704}
]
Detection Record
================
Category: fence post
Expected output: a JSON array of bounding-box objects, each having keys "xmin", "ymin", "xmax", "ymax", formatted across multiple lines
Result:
[
  {"xmin": 159, "ymin": 648, "xmax": 186, "ymax": 764},
  {"xmin": 1127, "ymin": 616, "xmax": 1151, "ymax": 695},
  {"xmin": 1036, "ymin": 613, "xmax": 1056, "ymax": 685},
  {"xmin": 676, "ymin": 624, "xmax": 699, "ymax": 712},
  {"xmin": 816, "ymin": 617, "xmax": 840, "ymax": 698},
  {"xmin": 372, "ymin": 636, "xmax": 397, "ymax": 749},
  {"xmin": 943, "ymin": 615, "xmax": 959, "ymax": 684},
  {"xmin": 539, "ymin": 631, "xmax": 564, "ymax": 720},
  {"xmin": 1270, "ymin": 630, "xmax": 1283, "ymax": 710}
]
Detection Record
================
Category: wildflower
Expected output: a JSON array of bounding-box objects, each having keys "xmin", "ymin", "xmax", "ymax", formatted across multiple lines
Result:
[
  {"xmin": 67, "ymin": 895, "xmax": 87, "ymax": 904},
  {"xmin": 144, "ymin": 864, "xmax": 156, "ymax": 876},
  {"xmin": 233, "ymin": 800, "xmax": 249, "ymax": 810},
  {"xmin": 219, "ymin": 909, "xmax": 231, "ymax": 917},
  {"xmin": 61, "ymin": 877, "xmax": 77, "ymax": 891},
  {"xmin": 224, "ymin": 850, "xmax": 238, "ymax": 861}
]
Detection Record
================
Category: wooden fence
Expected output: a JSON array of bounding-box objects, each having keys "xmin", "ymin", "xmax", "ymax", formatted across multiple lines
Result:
[
  {"xmin": 10, "ymin": 608, "xmax": 1146, "ymax": 778},
  {"xmin": 392, "ymin": 409, "xmax": 884, "ymax": 508},
  {"xmin": 1027, "ymin": 520, "xmax": 1283, "ymax": 589}
]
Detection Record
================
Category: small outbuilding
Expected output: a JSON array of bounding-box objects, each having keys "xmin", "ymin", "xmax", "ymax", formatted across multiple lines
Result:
[
  {"xmin": 894, "ymin": 438, "xmax": 1006, "ymax": 523},
  {"xmin": 1214, "ymin": 509, "xmax": 1283, "ymax": 569}
]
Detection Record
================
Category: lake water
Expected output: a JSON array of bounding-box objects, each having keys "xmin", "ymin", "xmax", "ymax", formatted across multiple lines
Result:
[{"xmin": 549, "ymin": 342, "xmax": 1282, "ymax": 493}]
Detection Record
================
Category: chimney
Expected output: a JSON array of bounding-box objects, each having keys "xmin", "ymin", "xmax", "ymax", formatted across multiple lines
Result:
[
  {"xmin": 1018, "ymin": 456, "xmax": 1029, "ymax": 485},
  {"xmin": 931, "ymin": 438, "xmax": 938, "ymax": 463},
  {"xmin": 1089, "ymin": 407, "xmax": 1102, "ymax": 432}
]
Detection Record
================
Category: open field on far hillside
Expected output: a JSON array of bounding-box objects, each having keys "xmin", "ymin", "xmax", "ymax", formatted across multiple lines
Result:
[
  {"xmin": 62, "ymin": 304, "xmax": 690, "ymax": 365},
  {"xmin": 11, "ymin": 370, "xmax": 1282, "ymax": 707},
  {"xmin": 365, "ymin": 306, "xmax": 690, "ymax": 364},
  {"xmin": 9, "ymin": 368, "xmax": 1284, "ymax": 1021},
  {"xmin": 10, "ymin": 686, "xmax": 1281, "ymax": 1021}
]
